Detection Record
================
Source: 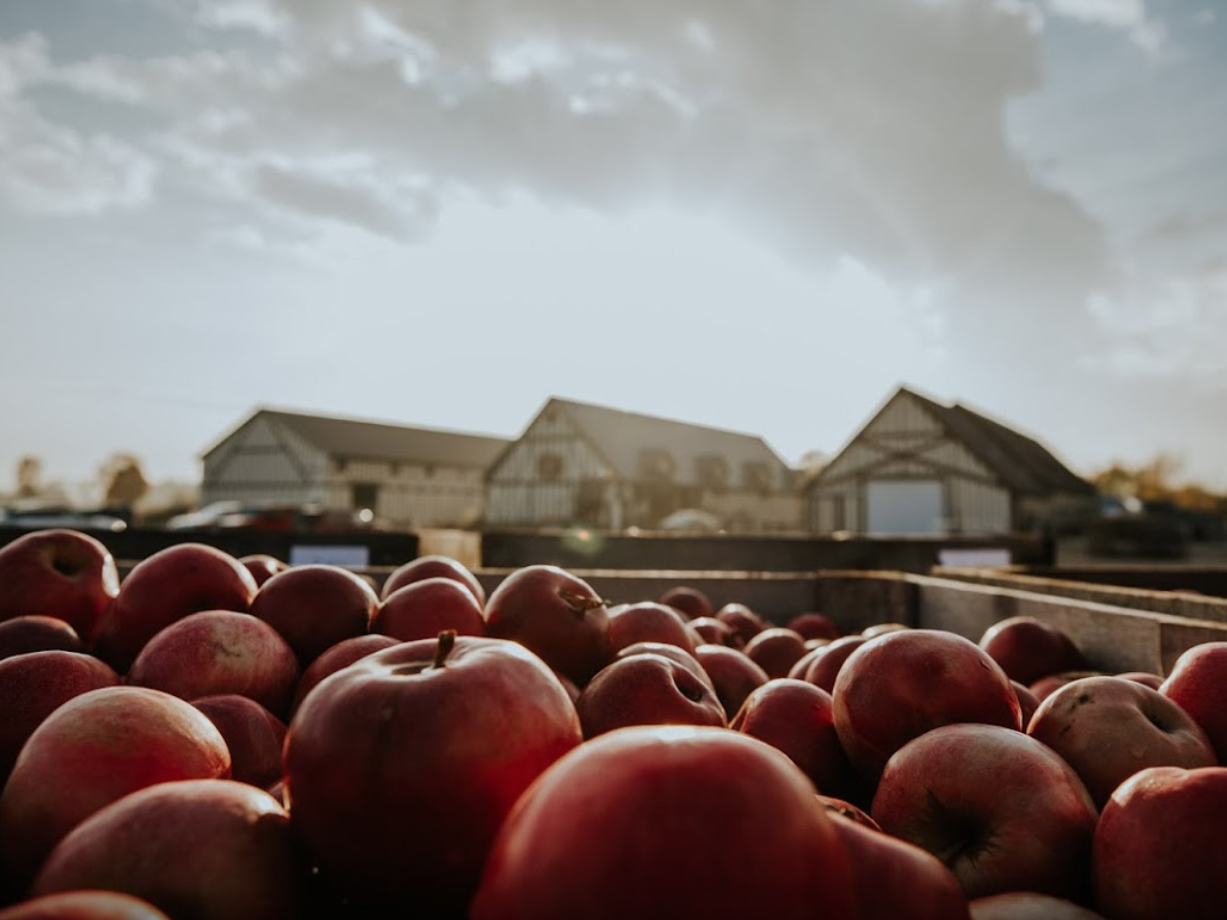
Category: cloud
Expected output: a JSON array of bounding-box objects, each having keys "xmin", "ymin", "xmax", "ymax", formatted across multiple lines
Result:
[
  {"xmin": 0, "ymin": 33, "xmax": 156, "ymax": 215},
  {"xmin": 1043, "ymin": 0, "xmax": 1165, "ymax": 49}
]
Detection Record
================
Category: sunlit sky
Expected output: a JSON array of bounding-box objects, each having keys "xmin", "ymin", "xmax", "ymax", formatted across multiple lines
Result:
[{"xmin": 1, "ymin": 0, "xmax": 1225, "ymax": 494}]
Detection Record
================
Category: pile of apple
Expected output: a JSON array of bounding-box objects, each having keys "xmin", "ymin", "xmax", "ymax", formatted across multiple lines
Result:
[{"xmin": 1, "ymin": 529, "xmax": 1227, "ymax": 920}]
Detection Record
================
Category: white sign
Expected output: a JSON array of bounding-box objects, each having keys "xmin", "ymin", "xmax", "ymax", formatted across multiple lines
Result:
[
  {"xmin": 937, "ymin": 548, "xmax": 1012, "ymax": 568},
  {"xmin": 289, "ymin": 545, "xmax": 371, "ymax": 568}
]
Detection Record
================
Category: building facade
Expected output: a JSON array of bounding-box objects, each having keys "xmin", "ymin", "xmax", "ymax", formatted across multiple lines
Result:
[
  {"xmin": 485, "ymin": 397, "xmax": 802, "ymax": 532},
  {"xmin": 200, "ymin": 408, "xmax": 508, "ymax": 530},
  {"xmin": 806, "ymin": 387, "xmax": 1097, "ymax": 535}
]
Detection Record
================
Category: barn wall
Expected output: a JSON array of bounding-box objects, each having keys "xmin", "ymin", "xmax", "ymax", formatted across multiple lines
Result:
[
  {"xmin": 948, "ymin": 479, "xmax": 1012, "ymax": 534},
  {"xmin": 201, "ymin": 415, "xmax": 326, "ymax": 505}
]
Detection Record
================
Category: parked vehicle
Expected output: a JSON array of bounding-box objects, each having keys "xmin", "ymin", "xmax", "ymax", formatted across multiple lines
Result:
[{"xmin": 0, "ymin": 507, "xmax": 129, "ymax": 533}]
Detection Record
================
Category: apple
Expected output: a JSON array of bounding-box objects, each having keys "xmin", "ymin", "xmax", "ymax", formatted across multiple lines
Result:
[
  {"xmin": 795, "ymin": 635, "xmax": 869, "ymax": 692},
  {"xmin": 657, "ymin": 585, "xmax": 714, "ymax": 621},
  {"xmin": 834, "ymin": 629, "xmax": 1022, "ymax": 783},
  {"xmin": 613, "ymin": 641, "xmax": 713, "ymax": 689},
  {"xmin": 730, "ymin": 678, "xmax": 855, "ymax": 799},
  {"xmin": 871, "ymin": 723, "xmax": 1099, "ymax": 902},
  {"xmin": 862, "ymin": 622, "xmax": 909, "ymax": 638},
  {"xmin": 692, "ymin": 644, "xmax": 770, "ymax": 719},
  {"xmin": 715, "ymin": 603, "xmax": 764, "ymax": 646},
  {"xmin": 250, "ymin": 564, "xmax": 379, "ymax": 666},
  {"xmin": 1012, "ymin": 680, "xmax": 1041, "ymax": 729},
  {"xmin": 126, "ymin": 610, "xmax": 300, "ymax": 721},
  {"xmin": 0, "ymin": 891, "xmax": 173, "ymax": 920},
  {"xmin": 30, "ymin": 779, "xmax": 307, "ymax": 920},
  {"xmin": 687, "ymin": 616, "xmax": 737, "ymax": 647},
  {"xmin": 817, "ymin": 795, "xmax": 880, "ymax": 830},
  {"xmin": 191, "ymin": 695, "xmax": 287, "ymax": 790},
  {"xmin": 483, "ymin": 565, "xmax": 611, "ymax": 686},
  {"xmin": 93, "ymin": 543, "xmax": 257, "ymax": 672},
  {"xmin": 372, "ymin": 576, "xmax": 486, "ymax": 643},
  {"xmin": 979, "ymin": 617, "xmax": 1087, "ymax": 686},
  {"xmin": 1093, "ymin": 765, "xmax": 1227, "ymax": 920},
  {"xmin": 786, "ymin": 612, "xmax": 841, "ymax": 641},
  {"xmin": 1117, "ymin": 671, "xmax": 1164, "ymax": 690},
  {"xmin": 288, "ymin": 633, "xmax": 400, "ymax": 717},
  {"xmin": 1030, "ymin": 670, "xmax": 1102, "ymax": 702},
  {"xmin": 237, "ymin": 554, "xmax": 289, "ymax": 588},
  {"xmin": 743, "ymin": 627, "xmax": 808, "ymax": 679},
  {"xmin": 469, "ymin": 726, "xmax": 857, "ymax": 920},
  {"xmin": 1027, "ymin": 675, "xmax": 1217, "ymax": 808},
  {"xmin": 0, "ymin": 529, "xmax": 118, "ymax": 642},
  {"xmin": 969, "ymin": 892, "xmax": 1107, "ymax": 919},
  {"xmin": 1160, "ymin": 642, "xmax": 1227, "ymax": 762},
  {"xmin": 283, "ymin": 632, "xmax": 583, "ymax": 916},
  {"xmin": 576, "ymin": 653, "xmax": 726, "ymax": 738},
  {"xmin": 0, "ymin": 686, "xmax": 230, "ymax": 893},
  {"xmin": 828, "ymin": 811, "xmax": 972, "ymax": 920},
  {"xmin": 381, "ymin": 554, "xmax": 485, "ymax": 607},
  {"xmin": 0, "ymin": 650, "xmax": 120, "ymax": 784},
  {"xmin": 0, "ymin": 615, "xmax": 84, "ymax": 660},
  {"xmin": 606, "ymin": 601, "xmax": 696, "ymax": 654}
]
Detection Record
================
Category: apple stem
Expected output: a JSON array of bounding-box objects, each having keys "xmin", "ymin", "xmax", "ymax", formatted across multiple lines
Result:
[
  {"xmin": 558, "ymin": 588, "xmax": 606, "ymax": 617},
  {"xmin": 433, "ymin": 630, "xmax": 457, "ymax": 669}
]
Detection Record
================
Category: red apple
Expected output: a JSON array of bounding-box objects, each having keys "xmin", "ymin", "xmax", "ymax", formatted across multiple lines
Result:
[
  {"xmin": 469, "ymin": 726, "xmax": 857, "ymax": 920},
  {"xmin": 483, "ymin": 565, "xmax": 611, "ymax": 686},
  {"xmin": 372, "ymin": 576, "xmax": 486, "ymax": 643},
  {"xmin": 283, "ymin": 632, "xmax": 583, "ymax": 916},
  {"xmin": 191, "ymin": 695, "xmax": 286, "ymax": 790},
  {"xmin": 30, "ymin": 779, "xmax": 307, "ymax": 920},
  {"xmin": 606, "ymin": 601, "xmax": 696, "ymax": 654},
  {"xmin": 979, "ymin": 617, "xmax": 1087, "ymax": 686},
  {"xmin": 786, "ymin": 612, "xmax": 841, "ymax": 641},
  {"xmin": 871, "ymin": 723, "xmax": 1099, "ymax": 902},
  {"xmin": 862, "ymin": 622, "xmax": 910, "ymax": 638},
  {"xmin": 743, "ymin": 627, "xmax": 808, "ymax": 679},
  {"xmin": 237, "ymin": 554, "xmax": 289, "ymax": 588},
  {"xmin": 1030, "ymin": 670, "xmax": 1102, "ymax": 702},
  {"xmin": 0, "ymin": 615, "xmax": 84, "ymax": 660},
  {"xmin": 249, "ymin": 564, "xmax": 379, "ymax": 666},
  {"xmin": 1093, "ymin": 765, "xmax": 1227, "ymax": 920},
  {"xmin": 576, "ymin": 653, "xmax": 726, "ymax": 738},
  {"xmin": 288, "ymin": 633, "xmax": 400, "ymax": 717},
  {"xmin": 1012, "ymin": 680, "xmax": 1041, "ymax": 729},
  {"xmin": 730, "ymin": 678, "xmax": 855, "ymax": 799},
  {"xmin": 93, "ymin": 543, "xmax": 257, "ymax": 672},
  {"xmin": 126, "ymin": 610, "xmax": 300, "ymax": 720},
  {"xmin": 0, "ymin": 891, "xmax": 172, "ymax": 920},
  {"xmin": 688, "ymin": 616, "xmax": 737, "ymax": 647},
  {"xmin": 795, "ymin": 634, "xmax": 869, "ymax": 692},
  {"xmin": 381, "ymin": 554, "xmax": 485, "ymax": 607},
  {"xmin": 0, "ymin": 650, "xmax": 120, "ymax": 783},
  {"xmin": 613, "ymin": 641, "xmax": 713, "ymax": 689},
  {"xmin": 1160, "ymin": 642, "xmax": 1227, "ymax": 762},
  {"xmin": 817, "ymin": 794, "xmax": 880, "ymax": 830},
  {"xmin": 657, "ymin": 585, "xmax": 714, "ymax": 621},
  {"xmin": 715, "ymin": 603, "xmax": 764, "ymax": 646},
  {"xmin": 0, "ymin": 686, "xmax": 230, "ymax": 892},
  {"xmin": 969, "ymin": 893, "xmax": 1106, "ymax": 919},
  {"xmin": 829, "ymin": 811, "xmax": 971, "ymax": 920},
  {"xmin": 834, "ymin": 629, "xmax": 1022, "ymax": 783},
  {"xmin": 1028, "ymin": 675, "xmax": 1217, "ymax": 807},
  {"xmin": 0, "ymin": 530, "xmax": 118, "ymax": 641},
  {"xmin": 692, "ymin": 644, "xmax": 770, "ymax": 719}
]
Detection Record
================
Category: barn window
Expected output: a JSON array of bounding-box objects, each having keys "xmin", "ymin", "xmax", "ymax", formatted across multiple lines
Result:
[
  {"xmin": 537, "ymin": 452, "xmax": 564, "ymax": 482},
  {"xmin": 638, "ymin": 449, "xmax": 676, "ymax": 483},
  {"xmin": 742, "ymin": 461, "xmax": 773, "ymax": 492},
  {"xmin": 351, "ymin": 482, "xmax": 379, "ymax": 511}
]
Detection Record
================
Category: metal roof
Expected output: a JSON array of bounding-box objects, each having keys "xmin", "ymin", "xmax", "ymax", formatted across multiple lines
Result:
[
  {"xmin": 545, "ymin": 397, "xmax": 793, "ymax": 489},
  {"xmin": 206, "ymin": 407, "xmax": 510, "ymax": 469}
]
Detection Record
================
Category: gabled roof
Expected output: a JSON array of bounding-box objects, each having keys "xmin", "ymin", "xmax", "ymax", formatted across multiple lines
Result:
[
  {"xmin": 542, "ymin": 397, "xmax": 792, "ymax": 488},
  {"xmin": 894, "ymin": 387, "xmax": 1095, "ymax": 496},
  {"xmin": 204, "ymin": 407, "xmax": 509, "ymax": 469}
]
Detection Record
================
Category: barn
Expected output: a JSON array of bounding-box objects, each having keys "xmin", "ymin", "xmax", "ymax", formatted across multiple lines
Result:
[
  {"xmin": 199, "ymin": 407, "xmax": 509, "ymax": 530},
  {"xmin": 484, "ymin": 397, "xmax": 801, "ymax": 532},
  {"xmin": 806, "ymin": 386, "xmax": 1097, "ymax": 535}
]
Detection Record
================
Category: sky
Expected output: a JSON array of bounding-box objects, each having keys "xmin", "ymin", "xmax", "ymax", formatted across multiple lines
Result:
[{"xmin": 1, "ymin": 0, "xmax": 1225, "ymax": 495}]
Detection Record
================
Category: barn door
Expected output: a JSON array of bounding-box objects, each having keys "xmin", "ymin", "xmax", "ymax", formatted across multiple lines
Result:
[{"xmin": 866, "ymin": 480, "xmax": 944, "ymax": 535}]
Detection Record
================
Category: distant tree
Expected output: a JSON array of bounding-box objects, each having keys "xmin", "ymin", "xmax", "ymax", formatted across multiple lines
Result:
[
  {"xmin": 99, "ymin": 453, "xmax": 150, "ymax": 508},
  {"xmin": 15, "ymin": 456, "xmax": 42, "ymax": 498},
  {"xmin": 1090, "ymin": 453, "xmax": 1224, "ymax": 511}
]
